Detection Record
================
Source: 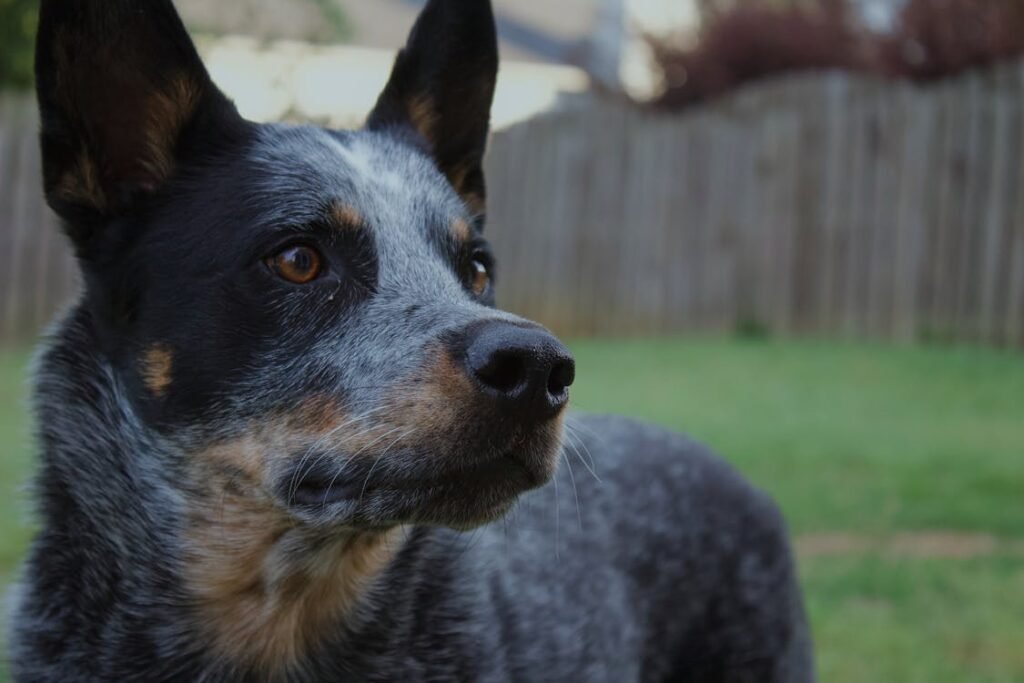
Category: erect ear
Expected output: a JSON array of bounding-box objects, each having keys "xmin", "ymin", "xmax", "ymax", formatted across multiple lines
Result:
[
  {"xmin": 367, "ymin": 0, "xmax": 498, "ymax": 222},
  {"xmin": 34, "ymin": 0, "xmax": 242, "ymax": 245}
]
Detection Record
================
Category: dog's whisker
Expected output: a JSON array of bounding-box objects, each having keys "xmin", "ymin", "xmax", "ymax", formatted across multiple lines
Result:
[
  {"xmin": 288, "ymin": 415, "xmax": 366, "ymax": 502},
  {"xmin": 564, "ymin": 424, "xmax": 601, "ymax": 483},
  {"xmin": 288, "ymin": 411, "xmax": 370, "ymax": 498},
  {"xmin": 287, "ymin": 408, "xmax": 388, "ymax": 503},
  {"xmin": 351, "ymin": 427, "xmax": 416, "ymax": 512},
  {"xmin": 326, "ymin": 424, "xmax": 409, "ymax": 509},
  {"xmin": 312, "ymin": 424, "xmax": 405, "ymax": 511},
  {"xmin": 569, "ymin": 431, "xmax": 599, "ymax": 482},
  {"xmin": 291, "ymin": 424, "xmax": 381, "ymax": 507},
  {"xmin": 565, "ymin": 419, "xmax": 607, "ymax": 463},
  {"xmin": 561, "ymin": 448, "xmax": 583, "ymax": 532},
  {"xmin": 551, "ymin": 454, "xmax": 561, "ymax": 561}
]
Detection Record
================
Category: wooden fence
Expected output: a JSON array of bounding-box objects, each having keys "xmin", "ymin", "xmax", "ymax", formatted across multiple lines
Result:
[
  {"xmin": 0, "ymin": 94, "xmax": 77, "ymax": 345},
  {"xmin": 2, "ymin": 61, "xmax": 1024, "ymax": 346},
  {"xmin": 486, "ymin": 64, "xmax": 1024, "ymax": 346}
]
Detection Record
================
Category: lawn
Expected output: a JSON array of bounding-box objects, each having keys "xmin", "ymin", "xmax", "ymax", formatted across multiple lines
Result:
[{"xmin": 1, "ymin": 338, "xmax": 1022, "ymax": 682}]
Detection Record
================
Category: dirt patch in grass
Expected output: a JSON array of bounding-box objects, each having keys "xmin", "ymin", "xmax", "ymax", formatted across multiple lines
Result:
[{"xmin": 796, "ymin": 532, "xmax": 1024, "ymax": 559}]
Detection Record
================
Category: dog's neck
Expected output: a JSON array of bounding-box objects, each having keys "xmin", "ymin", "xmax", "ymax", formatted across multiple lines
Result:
[
  {"xmin": 181, "ymin": 466, "xmax": 404, "ymax": 672},
  {"xmin": 29, "ymin": 308, "xmax": 406, "ymax": 678}
]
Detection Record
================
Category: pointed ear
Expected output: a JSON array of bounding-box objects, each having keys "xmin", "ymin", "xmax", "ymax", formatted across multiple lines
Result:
[
  {"xmin": 367, "ymin": 0, "xmax": 498, "ymax": 221},
  {"xmin": 35, "ymin": 0, "xmax": 242, "ymax": 244}
]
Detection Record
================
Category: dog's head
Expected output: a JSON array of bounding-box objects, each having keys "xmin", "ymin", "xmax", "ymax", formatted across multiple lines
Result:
[{"xmin": 35, "ymin": 0, "xmax": 574, "ymax": 531}]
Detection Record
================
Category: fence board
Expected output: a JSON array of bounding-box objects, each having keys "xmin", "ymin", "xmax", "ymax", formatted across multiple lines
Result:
[
  {"xmin": 0, "ymin": 96, "xmax": 19, "ymax": 342},
  {"xmin": 892, "ymin": 87, "xmax": 932, "ymax": 342},
  {"xmin": 979, "ymin": 87, "xmax": 1015, "ymax": 344}
]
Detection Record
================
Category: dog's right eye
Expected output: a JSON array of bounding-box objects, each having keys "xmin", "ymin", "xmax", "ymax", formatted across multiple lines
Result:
[{"xmin": 266, "ymin": 245, "xmax": 324, "ymax": 284}]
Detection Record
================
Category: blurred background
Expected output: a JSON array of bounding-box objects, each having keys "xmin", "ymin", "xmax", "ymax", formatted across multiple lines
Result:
[{"xmin": 1, "ymin": 0, "xmax": 1023, "ymax": 680}]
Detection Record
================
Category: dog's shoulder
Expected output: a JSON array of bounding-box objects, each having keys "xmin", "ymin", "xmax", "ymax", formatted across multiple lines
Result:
[
  {"xmin": 448, "ymin": 413, "xmax": 813, "ymax": 682},
  {"xmin": 565, "ymin": 411, "xmax": 797, "ymax": 592},
  {"xmin": 560, "ymin": 412, "xmax": 813, "ymax": 681}
]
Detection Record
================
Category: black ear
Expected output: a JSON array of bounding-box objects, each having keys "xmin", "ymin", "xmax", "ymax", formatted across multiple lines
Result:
[
  {"xmin": 34, "ymin": 0, "xmax": 242, "ymax": 245},
  {"xmin": 367, "ymin": 0, "xmax": 498, "ymax": 221}
]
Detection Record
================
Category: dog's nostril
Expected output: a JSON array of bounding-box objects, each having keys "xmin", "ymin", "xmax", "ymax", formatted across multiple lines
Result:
[
  {"xmin": 547, "ymin": 358, "xmax": 575, "ymax": 397},
  {"xmin": 474, "ymin": 349, "xmax": 527, "ymax": 393}
]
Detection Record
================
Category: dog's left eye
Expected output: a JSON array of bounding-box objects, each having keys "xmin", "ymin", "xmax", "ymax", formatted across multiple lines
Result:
[
  {"xmin": 266, "ymin": 245, "xmax": 324, "ymax": 284},
  {"xmin": 469, "ymin": 255, "xmax": 491, "ymax": 297}
]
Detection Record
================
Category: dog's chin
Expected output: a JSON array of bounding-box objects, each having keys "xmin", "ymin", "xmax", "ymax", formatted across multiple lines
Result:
[
  {"xmin": 405, "ymin": 452, "xmax": 550, "ymax": 529},
  {"xmin": 436, "ymin": 498, "xmax": 520, "ymax": 531},
  {"xmin": 280, "ymin": 442, "xmax": 560, "ymax": 531}
]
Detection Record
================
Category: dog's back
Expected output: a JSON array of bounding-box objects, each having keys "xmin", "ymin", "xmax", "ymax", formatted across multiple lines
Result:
[{"xmin": 9, "ymin": 0, "xmax": 814, "ymax": 680}]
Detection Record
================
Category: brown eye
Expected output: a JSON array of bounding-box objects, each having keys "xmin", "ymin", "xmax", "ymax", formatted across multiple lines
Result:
[
  {"xmin": 470, "ymin": 257, "xmax": 490, "ymax": 296},
  {"xmin": 267, "ymin": 245, "xmax": 323, "ymax": 284}
]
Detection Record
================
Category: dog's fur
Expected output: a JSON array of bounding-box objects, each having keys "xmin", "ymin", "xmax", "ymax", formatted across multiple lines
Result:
[{"xmin": 8, "ymin": 1, "xmax": 814, "ymax": 681}]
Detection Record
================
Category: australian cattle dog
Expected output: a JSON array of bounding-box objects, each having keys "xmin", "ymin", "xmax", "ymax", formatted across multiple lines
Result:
[{"xmin": 8, "ymin": 0, "xmax": 814, "ymax": 680}]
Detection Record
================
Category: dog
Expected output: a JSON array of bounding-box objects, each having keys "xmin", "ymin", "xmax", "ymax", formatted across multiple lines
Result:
[{"xmin": 7, "ymin": 0, "xmax": 814, "ymax": 680}]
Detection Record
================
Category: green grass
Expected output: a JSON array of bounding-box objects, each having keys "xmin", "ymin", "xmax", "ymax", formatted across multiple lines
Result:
[
  {"xmin": 805, "ymin": 555, "xmax": 1024, "ymax": 683},
  {"xmin": 0, "ymin": 349, "xmax": 32, "ymax": 592},
  {"xmin": 569, "ymin": 338, "xmax": 1024, "ymax": 537},
  {"xmin": 0, "ymin": 348, "xmax": 32, "ymax": 683},
  {"xmin": 1, "ymin": 338, "xmax": 1023, "ymax": 682}
]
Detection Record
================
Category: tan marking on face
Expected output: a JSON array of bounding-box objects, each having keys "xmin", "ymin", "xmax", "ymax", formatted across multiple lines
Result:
[
  {"xmin": 186, "ymin": 480, "xmax": 402, "ymax": 671},
  {"xmin": 287, "ymin": 395, "xmax": 351, "ymax": 433},
  {"xmin": 329, "ymin": 202, "xmax": 363, "ymax": 230},
  {"xmin": 373, "ymin": 349, "xmax": 566, "ymax": 525},
  {"xmin": 451, "ymin": 217, "xmax": 471, "ymax": 242},
  {"xmin": 378, "ymin": 348, "xmax": 566, "ymax": 463},
  {"xmin": 140, "ymin": 344, "xmax": 173, "ymax": 397},
  {"xmin": 185, "ymin": 401, "xmax": 405, "ymax": 672},
  {"xmin": 407, "ymin": 94, "xmax": 438, "ymax": 147},
  {"xmin": 377, "ymin": 348, "xmax": 476, "ymax": 439},
  {"xmin": 198, "ymin": 397, "xmax": 348, "ymax": 481}
]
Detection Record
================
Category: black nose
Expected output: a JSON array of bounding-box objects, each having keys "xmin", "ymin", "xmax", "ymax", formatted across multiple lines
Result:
[{"xmin": 461, "ymin": 321, "xmax": 575, "ymax": 421}]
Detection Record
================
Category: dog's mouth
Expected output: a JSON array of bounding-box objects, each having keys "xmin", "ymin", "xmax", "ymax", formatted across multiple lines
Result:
[
  {"xmin": 279, "ymin": 440, "xmax": 557, "ymax": 528},
  {"xmin": 287, "ymin": 450, "xmax": 535, "ymax": 506}
]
